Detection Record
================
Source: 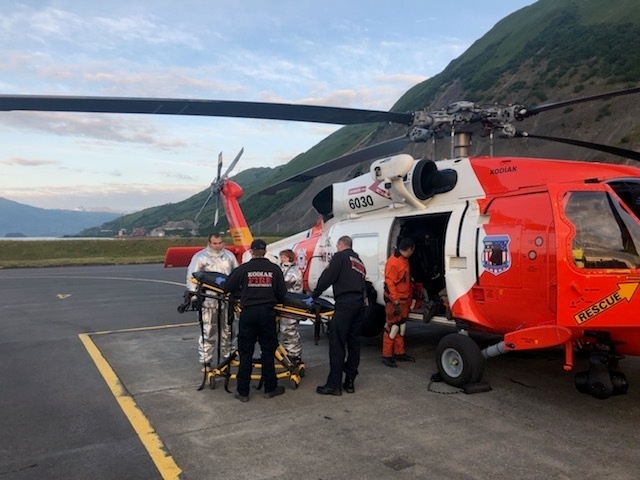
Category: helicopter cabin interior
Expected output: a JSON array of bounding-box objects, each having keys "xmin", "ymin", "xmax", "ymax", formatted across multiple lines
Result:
[{"xmin": 392, "ymin": 213, "xmax": 451, "ymax": 320}]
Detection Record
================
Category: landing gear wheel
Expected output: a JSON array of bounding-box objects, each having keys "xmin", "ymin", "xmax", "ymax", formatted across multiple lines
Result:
[{"xmin": 435, "ymin": 333, "xmax": 484, "ymax": 387}]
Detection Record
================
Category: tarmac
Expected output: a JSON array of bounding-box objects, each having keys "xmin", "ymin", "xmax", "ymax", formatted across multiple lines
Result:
[{"xmin": 2, "ymin": 264, "xmax": 640, "ymax": 479}]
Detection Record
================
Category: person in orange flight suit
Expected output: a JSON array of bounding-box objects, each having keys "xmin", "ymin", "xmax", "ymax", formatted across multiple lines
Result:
[{"xmin": 382, "ymin": 237, "xmax": 416, "ymax": 368}]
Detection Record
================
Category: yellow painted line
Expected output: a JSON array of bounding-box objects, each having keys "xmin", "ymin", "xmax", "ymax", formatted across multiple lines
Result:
[
  {"xmin": 90, "ymin": 321, "xmax": 197, "ymax": 336},
  {"xmin": 79, "ymin": 322, "xmax": 193, "ymax": 480}
]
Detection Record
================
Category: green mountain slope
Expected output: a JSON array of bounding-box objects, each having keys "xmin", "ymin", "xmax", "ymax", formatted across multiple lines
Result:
[
  {"xmin": 88, "ymin": 0, "xmax": 640, "ymax": 237},
  {"xmin": 397, "ymin": 0, "xmax": 640, "ymax": 108}
]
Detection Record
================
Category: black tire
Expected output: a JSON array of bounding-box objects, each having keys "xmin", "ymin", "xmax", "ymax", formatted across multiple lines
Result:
[
  {"xmin": 360, "ymin": 303, "xmax": 386, "ymax": 337},
  {"xmin": 435, "ymin": 333, "xmax": 484, "ymax": 387}
]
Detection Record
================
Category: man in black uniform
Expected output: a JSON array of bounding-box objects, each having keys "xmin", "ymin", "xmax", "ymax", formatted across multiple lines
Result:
[
  {"xmin": 312, "ymin": 235, "xmax": 366, "ymax": 396},
  {"xmin": 224, "ymin": 239, "xmax": 287, "ymax": 402}
]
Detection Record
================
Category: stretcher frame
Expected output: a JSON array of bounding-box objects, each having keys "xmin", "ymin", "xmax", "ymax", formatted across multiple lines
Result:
[{"xmin": 179, "ymin": 271, "xmax": 334, "ymax": 392}]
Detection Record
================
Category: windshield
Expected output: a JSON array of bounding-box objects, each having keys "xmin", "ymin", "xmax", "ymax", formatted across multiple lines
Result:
[{"xmin": 564, "ymin": 190, "xmax": 640, "ymax": 269}]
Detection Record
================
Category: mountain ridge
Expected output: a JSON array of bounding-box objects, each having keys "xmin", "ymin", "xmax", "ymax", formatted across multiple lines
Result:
[{"xmin": 0, "ymin": 197, "xmax": 120, "ymax": 237}]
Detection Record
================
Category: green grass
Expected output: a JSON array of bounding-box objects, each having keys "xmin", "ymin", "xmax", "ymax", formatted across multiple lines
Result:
[{"xmin": 0, "ymin": 237, "xmax": 283, "ymax": 268}]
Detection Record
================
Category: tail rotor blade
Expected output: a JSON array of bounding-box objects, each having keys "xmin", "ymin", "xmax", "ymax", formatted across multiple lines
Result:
[
  {"xmin": 194, "ymin": 192, "xmax": 213, "ymax": 221},
  {"xmin": 216, "ymin": 151, "xmax": 223, "ymax": 183},
  {"xmin": 222, "ymin": 147, "xmax": 244, "ymax": 179},
  {"xmin": 213, "ymin": 194, "xmax": 220, "ymax": 226}
]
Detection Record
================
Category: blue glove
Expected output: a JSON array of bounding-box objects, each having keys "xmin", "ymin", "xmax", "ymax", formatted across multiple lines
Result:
[
  {"xmin": 214, "ymin": 276, "xmax": 225, "ymax": 286},
  {"xmin": 304, "ymin": 296, "xmax": 315, "ymax": 308}
]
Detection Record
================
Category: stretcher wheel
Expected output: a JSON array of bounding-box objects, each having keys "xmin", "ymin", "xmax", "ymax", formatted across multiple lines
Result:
[
  {"xmin": 209, "ymin": 375, "xmax": 216, "ymax": 389},
  {"xmin": 298, "ymin": 366, "xmax": 305, "ymax": 378},
  {"xmin": 290, "ymin": 377, "xmax": 299, "ymax": 389}
]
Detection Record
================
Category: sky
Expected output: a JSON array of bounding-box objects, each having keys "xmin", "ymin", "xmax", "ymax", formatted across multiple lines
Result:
[{"xmin": 0, "ymin": 0, "xmax": 535, "ymax": 213}]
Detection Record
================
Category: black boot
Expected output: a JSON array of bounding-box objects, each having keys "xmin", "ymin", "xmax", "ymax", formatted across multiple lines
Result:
[
  {"xmin": 394, "ymin": 353, "xmax": 416, "ymax": 362},
  {"xmin": 316, "ymin": 384, "xmax": 342, "ymax": 396},
  {"xmin": 343, "ymin": 377, "xmax": 355, "ymax": 394},
  {"xmin": 382, "ymin": 357, "xmax": 397, "ymax": 368}
]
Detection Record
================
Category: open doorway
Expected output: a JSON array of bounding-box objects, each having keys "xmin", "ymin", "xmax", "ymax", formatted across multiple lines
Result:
[{"xmin": 393, "ymin": 213, "xmax": 451, "ymax": 317}]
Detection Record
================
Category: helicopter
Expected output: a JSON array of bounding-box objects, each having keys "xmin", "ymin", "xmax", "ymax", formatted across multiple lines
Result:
[{"xmin": 2, "ymin": 85, "xmax": 640, "ymax": 399}]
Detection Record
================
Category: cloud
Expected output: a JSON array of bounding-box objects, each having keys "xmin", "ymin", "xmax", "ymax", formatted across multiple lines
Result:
[
  {"xmin": 0, "ymin": 56, "xmax": 248, "ymax": 98},
  {"xmin": 94, "ymin": 15, "xmax": 204, "ymax": 50},
  {"xmin": 159, "ymin": 170, "xmax": 197, "ymax": 181},
  {"xmin": 83, "ymin": 69, "xmax": 244, "ymax": 96},
  {"xmin": 1, "ymin": 4, "xmax": 445, "ymax": 109},
  {"xmin": 1, "ymin": 6, "xmax": 203, "ymax": 52},
  {"xmin": 0, "ymin": 157, "xmax": 59, "ymax": 166},
  {"xmin": 0, "ymin": 111, "xmax": 187, "ymax": 149}
]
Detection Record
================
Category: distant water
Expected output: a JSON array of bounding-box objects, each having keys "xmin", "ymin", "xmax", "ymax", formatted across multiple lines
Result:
[{"xmin": 0, "ymin": 237, "xmax": 115, "ymax": 241}]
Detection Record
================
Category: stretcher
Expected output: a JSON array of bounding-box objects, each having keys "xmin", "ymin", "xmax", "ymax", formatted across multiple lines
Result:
[{"xmin": 178, "ymin": 271, "xmax": 334, "ymax": 391}]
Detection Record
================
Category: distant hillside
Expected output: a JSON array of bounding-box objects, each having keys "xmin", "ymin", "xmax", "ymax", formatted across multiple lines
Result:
[
  {"xmin": 79, "ymin": 165, "xmax": 275, "ymax": 236},
  {"xmin": 102, "ymin": 0, "xmax": 640, "ymax": 235},
  {"xmin": 0, "ymin": 198, "xmax": 120, "ymax": 237}
]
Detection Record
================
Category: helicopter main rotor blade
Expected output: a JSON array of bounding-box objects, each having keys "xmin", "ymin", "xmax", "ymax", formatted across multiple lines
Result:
[
  {"xmin": 194, "ymin": 191, "xmax": 214, "ymax": 222},
  {"xmin": 259, "ymin": 135, "xmax": 410, "ymax": 195},
  {"xmin": 522, "ymin": 86, "xmax": 640, "ymax": 117},
  {"xmin": 515, "ymin": 131, "xmax": 640, "ymax": 162},
  {"xmin": 222, "ymin": 147, "xmax": 244, "ymax": 179},
  {"xmin": 0, "ymin": 94, "xmax": 413, "ymax": 126}
]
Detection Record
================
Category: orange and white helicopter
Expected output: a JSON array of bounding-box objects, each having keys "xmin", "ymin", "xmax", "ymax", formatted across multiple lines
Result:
[{"xmin": 3, "ymin": 86, "xmax": 640, "ymax": 399}]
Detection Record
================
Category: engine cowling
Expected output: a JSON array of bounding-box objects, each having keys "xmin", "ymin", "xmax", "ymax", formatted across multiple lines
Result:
[{"xmin": 312, "ymin": 154, "xmax": 457, "ymax": 219}]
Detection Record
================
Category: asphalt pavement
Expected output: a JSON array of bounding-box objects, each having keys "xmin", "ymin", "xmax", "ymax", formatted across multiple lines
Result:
[{"xmin": 1, "ymin": 264, "xmax": 640, "ymax": 480}]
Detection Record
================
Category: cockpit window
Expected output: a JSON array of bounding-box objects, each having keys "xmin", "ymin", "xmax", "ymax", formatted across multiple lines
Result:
[
  {"xmin": 608, "ymin": 180, "xmax": 640, "ymax": 219},
  {"xmin": 564, "ymin": 190, "xmax": 640, "ymax": 269}
]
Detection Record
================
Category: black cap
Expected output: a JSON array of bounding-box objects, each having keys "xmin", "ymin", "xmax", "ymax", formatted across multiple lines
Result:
[{"xmin": 250, "ymin": 239, "xmax": 267, "ymax": 250}]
